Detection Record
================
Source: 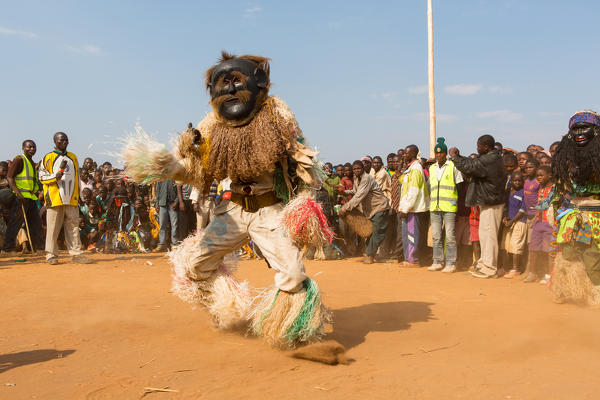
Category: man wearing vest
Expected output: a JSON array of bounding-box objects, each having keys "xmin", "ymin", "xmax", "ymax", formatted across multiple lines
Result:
[
  {"xmin": 1, "ymin": 140, "xmax": 44, "ymax": 255},
  {"xmin": 398, "ymin": 144, "xmax": 430, "ymax": 267},
  {"xmin": 427, "ymin": 138, "xmax": 463, "ymax": 273},
  {"xmin": 39, "ymin": 132, "xmax": 91, "ymax": 265}
]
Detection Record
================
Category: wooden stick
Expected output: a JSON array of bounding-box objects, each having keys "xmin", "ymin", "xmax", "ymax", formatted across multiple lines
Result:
[
  {"xmin": 420, "ymin": 342, "xmax": 460, "ymax": 354},
  {"xmin": 427, "ymin": 0, "xmax": 437, "ymax": 157},
  {"xmin": 143, "ymin": 387, "xmax": 178, "ymax": 393},
  {"xmin": 139, "ymin": 358, "xmax": 156, "ymax": 368},
  {"xmin": 21, "ymin": 203, "xmax": 35, "ymax": 253}
]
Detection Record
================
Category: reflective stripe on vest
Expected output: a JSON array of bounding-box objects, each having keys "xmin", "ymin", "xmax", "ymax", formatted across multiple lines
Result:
[
  {"xmin": 15, "ymin": 154, "xmax": 39, "ymax": 200},
  {"xmin": 429, "ymin": 162, "xmax": 458, "ymax": 212}
]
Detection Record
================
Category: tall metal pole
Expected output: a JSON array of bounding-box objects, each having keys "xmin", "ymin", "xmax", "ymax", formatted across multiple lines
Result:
[{"xmin": 427, "ymin": 0, "xmax": 436, "ymax": 157}]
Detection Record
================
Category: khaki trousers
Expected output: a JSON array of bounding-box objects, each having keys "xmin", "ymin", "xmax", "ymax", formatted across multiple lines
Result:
[
  {"xmin": 196, "ymin": 199, "xmax": 214, "ymax": 231},
  {"xmin": 477, "ymin": 203, "xmax": 504, "ymax": 275},
  {"xmin": 190, "ymin": 201, "xmax": 306, "ymax": 292},
  {"xmin": 45, "ymin": 205, "xmax": 83, "ymax": 260}
]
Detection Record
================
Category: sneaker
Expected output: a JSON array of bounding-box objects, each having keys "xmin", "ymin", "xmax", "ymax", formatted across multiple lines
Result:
[
  {"xmin": 523, "ymin": 272, "xmax": 538, "ymax": 283},
  {"xmin": 441, "ymin": 265, "xmax": 456, "ymax": 273},
  {"xmin": 427, "ymin": 263, "xmax": 444, "ymax": 271},
  {"xmin": 503, "ymin": 269, "xmax": 521, "ymax": 279},
  {"xmin": 362, "ymin": 255, "xmax": 374, "ymax": 264},
  {"xmin": 47, "ymin": 257, "xmax": 59, "ymax": 265},
  {"xmin": 539, "ymin": 274, "xmax": 551, "ymax": 284},
  {"xmin": 72, "ymin": 255, "xmax": 93, "ymax": 264}
]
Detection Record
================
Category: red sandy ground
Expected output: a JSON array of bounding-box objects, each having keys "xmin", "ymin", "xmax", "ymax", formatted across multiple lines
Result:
[{"xmin": 1, "ymin": 253, "xmax": 599, "ymax": 400}]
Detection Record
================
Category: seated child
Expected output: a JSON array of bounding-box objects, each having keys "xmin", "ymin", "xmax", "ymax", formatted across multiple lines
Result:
[
  {"xmin": 79, "ymin": 188, "xmax": 102, "ymax": 250},
  {"xmin": 96, "ymin": 185, "xmax": 110, "ymax": 214},
  {"xmin": 100, "ymin": 187, "xmax": 132, "ymax": 253},
  {"xmin": 130, "ymin": 197, "xmax": 155, "ymax": 252}
]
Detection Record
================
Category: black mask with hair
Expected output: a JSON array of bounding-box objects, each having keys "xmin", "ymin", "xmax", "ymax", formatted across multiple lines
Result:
[
  {"xmin": 208, "ymin": 59, "xmax": 269, "ymax": 126},
  {"xmin": 553, "ymin": 124, "xmax": 600, "ymax": 194},
  {"xmin": 568, "ymin": 122, "xmax": 598, "ymax": 147}
]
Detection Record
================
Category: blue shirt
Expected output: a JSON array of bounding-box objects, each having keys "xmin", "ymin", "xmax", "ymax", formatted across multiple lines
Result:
[{"xmin": 506, "ymin": 188, "xmax": 526, "ymax": 222}]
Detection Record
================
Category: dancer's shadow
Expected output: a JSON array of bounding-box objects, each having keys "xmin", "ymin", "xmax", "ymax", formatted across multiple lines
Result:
[
  {"xmin": 0, "ymin": 349, "xmax": 75, "ymax": 373},
  {"xmin": 327, "ymin": 301, "xmax": 434, "ymax": 350}
]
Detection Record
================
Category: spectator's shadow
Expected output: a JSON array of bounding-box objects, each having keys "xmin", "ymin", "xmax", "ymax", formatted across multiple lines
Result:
[
  {"xmin": 0, "ymin": 349, "xmax": 75, "ymax": 373},
  {"xmin": 327, "ymin": 301, "xmax": 434, "ymax": 350}
]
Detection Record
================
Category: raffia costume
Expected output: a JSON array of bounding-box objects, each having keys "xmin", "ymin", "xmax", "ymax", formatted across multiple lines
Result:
[
  {"xmin": 550, "ymin": 111, "xmax": 600, "ymax": 306},
  {"xmin": 123, "ymin": 53, "xmax": 333, "ymax": 347}
]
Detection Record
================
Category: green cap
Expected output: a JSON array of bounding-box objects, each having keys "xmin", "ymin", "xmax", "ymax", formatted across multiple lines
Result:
[{"xmin": 435, "ymin": 137, "xmax": 447, "ymax": 154}]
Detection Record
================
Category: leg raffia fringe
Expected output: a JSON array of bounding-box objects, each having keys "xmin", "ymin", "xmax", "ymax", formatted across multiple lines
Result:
[
  {"xmin": 169, "ymin": 232, "xmax": 252, "ymax": 330},
  {"xmin": 169, "ymin": 232, "xmax": 330, "ymax": 345},
  {"xmin": 550, "ymin": 252, "xmax": 600, "ymax": 306},
  {"xmin": 249, "ymin": 278, "xmax": 331, "ymax": 349}
]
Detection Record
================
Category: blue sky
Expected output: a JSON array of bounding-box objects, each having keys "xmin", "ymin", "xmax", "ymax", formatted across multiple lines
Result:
[{"xmin": 1, "ymin": 0, "xmax": 599, "ymax": 166}]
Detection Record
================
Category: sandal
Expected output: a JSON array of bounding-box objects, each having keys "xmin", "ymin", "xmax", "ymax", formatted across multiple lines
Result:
[{"xmin": 504, "ymin": 269, "xmax": 520, "ymax": 279}]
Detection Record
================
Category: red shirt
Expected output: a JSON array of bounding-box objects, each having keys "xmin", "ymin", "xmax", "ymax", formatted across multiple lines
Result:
[
  {"xmin": 536, "ymin": 185, "xmax": 553, "ymax": 223},
  {"xmin": 339, "ymin": 177, "xmax": 353, "ymax": 204},
  {"xmin": 469, "ymin": 206, "xmax": 480, "ymax": 227}
]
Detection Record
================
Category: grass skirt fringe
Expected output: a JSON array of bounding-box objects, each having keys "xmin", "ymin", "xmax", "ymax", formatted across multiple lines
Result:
[
  {"xmin": 169, "ymin": 232, "xmax": 252, "ymax": 329},
  {"xmin": 342, "ymin": 209, "xmax": 373, "ymax": 238},
  {"xmin": 282, "ymin": 195, "xmax": 334, "ymax": 247},
  {"xmin": 249, "ymin": 278, "xmax": 331, "ymax": 349},
  {"xmin": 551, "ymin": 252, "xmax": 600, "ymax": 306}
]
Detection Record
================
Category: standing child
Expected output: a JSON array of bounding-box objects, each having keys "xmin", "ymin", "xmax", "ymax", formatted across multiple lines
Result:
[
  {"xmin": 502, "ymin": 171, "xmax": 527, "ymax": 278},
  {"xmin": 523, "ymin": 160, "xmax": 540, "ymax": 227},
  {"xmin": 524, "ymin": 166, "xmax": 554, "ymax": 283},
  {"xmin": 522, "ymin": 159, "xmax": 540, "ymax": 268},
  {"xmin": 469, "ymin": 206, "xmax": 481, "ymax": 270},
  {"xmin": 337, "ymin": 163, "xmax": 356, "ymax": 256}
]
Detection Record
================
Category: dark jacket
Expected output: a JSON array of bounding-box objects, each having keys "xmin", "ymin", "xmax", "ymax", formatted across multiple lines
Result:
[
  {"xmin": 156, "ymin": 179, "xmax": 178, "ymax": 207},
  {"xmin": 451, "ymin": 149, "xmax": 506, "ymax": 207}
]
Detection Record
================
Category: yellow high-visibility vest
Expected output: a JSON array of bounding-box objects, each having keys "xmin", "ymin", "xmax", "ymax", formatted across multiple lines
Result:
[
  {"xmin": 14, "ymin": 154, "xmax": 39, "ymax": 200},
  {"xmin": 428, "ymin": 161, "xmax": 458, "ymax": 212}
]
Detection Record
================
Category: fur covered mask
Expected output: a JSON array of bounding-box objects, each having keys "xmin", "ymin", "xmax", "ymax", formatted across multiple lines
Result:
[
  {"xmin": 553, "ymin": 111, "xmax": 600, "ymax": 194},
  {"xmin": 205, "ymin": 51, "xmax": 270, "ymax": 127}
]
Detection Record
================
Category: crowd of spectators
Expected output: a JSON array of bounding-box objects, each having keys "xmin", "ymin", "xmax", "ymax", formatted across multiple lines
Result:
[
  {"xmin": 0, "ymin": 133, "xmax": 219, "ymax": 263},
  {"xmin": 320, "ymin": 134, "xmax": 559, "ymax": 282},
  {"xmin": 0, "ymin": 131, "xmax": 560, "ymax": 282}
]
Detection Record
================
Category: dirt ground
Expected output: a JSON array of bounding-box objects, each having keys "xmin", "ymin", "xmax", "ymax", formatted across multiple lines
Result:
[{"xmin": 1, "ymin": 252, "xmax": 599, "ymax": 400}]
